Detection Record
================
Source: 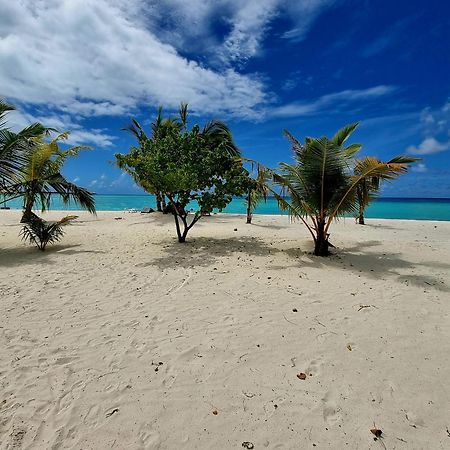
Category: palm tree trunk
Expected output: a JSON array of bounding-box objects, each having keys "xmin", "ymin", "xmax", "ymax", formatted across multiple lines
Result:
[
  {"xmin": 356, "ymin": 185, "xmax": 365, "ymax": 224},
  {"xmin": 21, "ymin": 199, "xmax": 34, "ymax": 223},
  {"xmin": 246, "ymin": 193, "xmax": 252, "ymax": 224},
  {"xmin": 314, "ymin": 220, "xmax": 329, "ymax": 256}
]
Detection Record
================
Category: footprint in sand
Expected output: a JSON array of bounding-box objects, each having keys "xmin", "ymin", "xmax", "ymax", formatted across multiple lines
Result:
[
  {"xmin": 83, "ymin": 404, "xmax": 101, "ymax": 428},
  {"xmin": 405, "ymin": 410, "xmax": 425, "ymax": 428},
  {"xmin": 305, "ymin": 358, "xmax": 323, "ymax": 377},
  {"xmin": 138, "ymin": 425, "xmax": 162, "ymax": 449},
  {"xmin": 161, "ymin": 364, "xmax": 177, "ymax": 389},
  {"xmin": 321, "ymin": 390, "xmax": 342, "ymax": 423}
]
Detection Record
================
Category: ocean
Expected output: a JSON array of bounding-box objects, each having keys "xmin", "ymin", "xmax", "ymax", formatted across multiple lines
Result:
[{"xmin": 2, "ymin": 195, "xmax": 450, "ymax": 221}]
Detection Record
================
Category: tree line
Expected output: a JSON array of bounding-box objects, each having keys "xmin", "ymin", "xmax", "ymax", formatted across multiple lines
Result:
[{"xmin": 1, "ymin": 100, "xmax": 417, "ymax": 255}]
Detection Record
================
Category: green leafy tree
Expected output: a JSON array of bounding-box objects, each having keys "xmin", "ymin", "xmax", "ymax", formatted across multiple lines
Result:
[
  {"xmin": 119, "ymin": 104, "xmax": 241, "ymax": 215},
  {"xmin": 6, "ymin": 132, "xmax": 96, "ymax": 222},
  {"xmin": 354, "ymin": 156, "xmax": 417, "ymax": 224},
  {"xmin": 116, "ymin": 105, "xmax": 251, "ymax": 242},
  {"xmin": 273, "ymin": 123, "xmax": 416, "ymax": 256},
  {"xmin": 120, "ymin": 105, "xmax": 187, "ymax": 212}
]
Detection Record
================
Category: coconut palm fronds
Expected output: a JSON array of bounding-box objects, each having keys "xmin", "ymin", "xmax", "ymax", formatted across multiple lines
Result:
[{"xmin": 20, "ymin": 213, "xmax": 78, "ymax": 251}]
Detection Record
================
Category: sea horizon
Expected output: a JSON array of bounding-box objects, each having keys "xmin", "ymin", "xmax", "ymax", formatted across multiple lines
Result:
[{"xmin": 2, "ymin": 194, "xmax": 450, "ymax": 221}]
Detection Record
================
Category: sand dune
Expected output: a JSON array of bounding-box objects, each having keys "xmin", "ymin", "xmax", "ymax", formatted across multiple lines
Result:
[{"xmin": 1, "ymin": 211, "xmax": 449, "ymax": 449}]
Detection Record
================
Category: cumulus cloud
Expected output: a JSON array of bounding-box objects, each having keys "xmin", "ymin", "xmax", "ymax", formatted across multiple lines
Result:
[
  {"xmin": 271, "ymin": 85, "xmax": 396, "ymax": 117},
  {"xmin": 0, "ymin": 0, "xmax": 340, "ymax": 121},
  {"xmin": 0, "ymin": 0, "xmax": 269, "ymax": 120},
  {"xmin": 407, "ymin": 137, "xmax": 450, "ymax": 155},
  {"xmin": 407, "ymin": 99, "xmax": 450, "ymax": 155}
]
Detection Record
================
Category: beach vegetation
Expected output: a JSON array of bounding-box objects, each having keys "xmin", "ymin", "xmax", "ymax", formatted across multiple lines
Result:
[
  {"xmin": 119, "ymin": 106, "xmax": 188, "ymax": 212},
  {"xmin": 0, "ymin": 100, "xmax": 47, "ymax": 196},
  {"xmin": 273, "ymin": 123, "xmax": 416, "ymax": 256},
  {"xmin": 8, "ymin": 132, "xmax": 96, "ymax": 222},
  {"xmin": 20, "ymin": 212, "xmax": 78, "ymax": 251},
  {"xmin": 116, "ymin": 104, "xmax": 251, "ymax": 242},
  {"xmin": 1, "ymin": 102, "xmax": 95, "ymax": 221},
  {"xmin": 244, "ymin": 162, "xmax": 271, "ymax": 224},
  {"xmin": 354, "ymin": 156, "xmax": 417, "ymax": 224}
]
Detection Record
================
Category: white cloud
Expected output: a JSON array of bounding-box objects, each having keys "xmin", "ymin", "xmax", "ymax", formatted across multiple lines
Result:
[
  {"xmin": 141, "ymin": 1, "xmax": 338, "ymax": 64},
  {"xmin": 407, "ymin": 137, "xmax": 450, "ymax": 155},
  {"xmin": 0, "ymin": 1, "xmax": 340, "ymax": 121},
  {"xmin": 110, "ymin": 172, "xmax": 128, "ymax": 187},
  {"xmin": 8, "ymin": 110, "xmax": 116, "ymax": 147},
  {"xmin": 411, "ymin": 163, "xmax": 427, "ymax": 173},
  {"xmin": 281, "ymin": 0, "xmax": 337, "ymax": 41},
  {"xmin": 0, "ymin": 0, "xmax": 268, "ymax": 120},
  {"xmin": 407, "ymin": 99, "xmax": 450, "ymax": 155},
  {"xmin": 271, "ymin": 85, "xmax": 396, "ymax": 117}
]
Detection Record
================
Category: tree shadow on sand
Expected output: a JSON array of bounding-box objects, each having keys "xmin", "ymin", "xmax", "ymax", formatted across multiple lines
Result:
[
  {"xmin": 143, "ymin": 236, "xmax": 276, "ymax": 270},
  {"xmin": 286, "ymin": 240, "xmax": 450, "ymax": 292},
  {"xmin": 0, "ymin": 244, "xmax": 106, "ymax": 267}
]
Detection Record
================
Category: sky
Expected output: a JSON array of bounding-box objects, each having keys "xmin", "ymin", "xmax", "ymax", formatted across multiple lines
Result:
[{"xmin": 1, "ymin": 0, "xmax": 450, "ymax": 197}]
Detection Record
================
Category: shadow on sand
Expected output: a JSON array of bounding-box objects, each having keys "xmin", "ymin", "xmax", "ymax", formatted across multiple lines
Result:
[
  {"xmin": 143, "ymin": 236, "xmax": 276, "ymax": 269},
  {"xmin": 0, "ymin": 244, "xmax": 106, "ymax": 267},
  {"xmin": 150, "ymin": 236, "xmax": 449, "ymax": 292},
  {"xmin": 288, "ymin": 239, "xmax": 450, "ymax": 292}
]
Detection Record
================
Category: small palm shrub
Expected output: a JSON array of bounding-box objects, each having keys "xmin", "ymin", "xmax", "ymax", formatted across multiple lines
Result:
[{"xmin": 20, "ymin": 213, "xmax": 78, "ymax": 251}]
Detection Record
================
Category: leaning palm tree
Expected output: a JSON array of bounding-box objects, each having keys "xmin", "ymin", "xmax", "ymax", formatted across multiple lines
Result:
[
  {"xmin": 273, "ymin": 123, "xmax": 416, "ymax": 256},
  {"xmin": 354, "ymin": 156, "xmax": 417, "ymax": 224},
  {"xmin": 244, "ymin": 162, "xmax": 271, "ymax": 224},
  {"xmin": 7, "ymin": 132, "xmax": 95, "ymax": 222},
  {"xmin": 0, "ymin": 100, "xmax": 47, "ymax": 197}
]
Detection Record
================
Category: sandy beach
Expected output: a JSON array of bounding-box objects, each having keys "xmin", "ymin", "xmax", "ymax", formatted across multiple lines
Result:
[{"xmin": 1, "ymin": 210, "xmax": 449, "ymax": 449}]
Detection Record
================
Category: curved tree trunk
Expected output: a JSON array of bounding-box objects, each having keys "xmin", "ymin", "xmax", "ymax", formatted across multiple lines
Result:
[
  {"xmin": 161, "ymin": 194, "xmax": 167, "ymax": 213},
  {"xmin": 358, "ymin": 214, "xmax": 365, "ymax": 225},
  {"xmin": 21, "ymin": 200, "xmax": 34, "ymax": 223}
]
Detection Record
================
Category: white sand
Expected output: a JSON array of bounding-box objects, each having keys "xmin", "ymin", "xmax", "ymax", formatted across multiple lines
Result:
[{"xmin": 1, "ymin": 210, "xmax": 449, "ymax": 449}]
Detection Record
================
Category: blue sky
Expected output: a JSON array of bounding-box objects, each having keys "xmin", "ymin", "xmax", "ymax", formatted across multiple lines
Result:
[{"xmin": 1, "ymin": 0, "xmax": 450, "ymax": 197}]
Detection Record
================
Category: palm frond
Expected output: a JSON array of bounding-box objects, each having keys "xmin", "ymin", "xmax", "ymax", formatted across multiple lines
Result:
[
  {"xmin": 202, "ymin": 120, "xmax": 240, "ymax": 157},
  {"xmin": 331, "ymin": 122, "xmax": 359, "ymax": 146},
  {"xmin": 20, "ymin": 213, "xmax": 78, "ymax": 251}
]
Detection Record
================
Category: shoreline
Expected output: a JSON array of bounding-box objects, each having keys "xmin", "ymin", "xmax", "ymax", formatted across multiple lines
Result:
[{"xmin": 1, "ymin": 208, "xmax": 449, "ymax": 223}]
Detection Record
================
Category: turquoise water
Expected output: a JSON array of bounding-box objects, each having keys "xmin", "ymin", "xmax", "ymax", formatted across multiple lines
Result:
[{"xmin": 2, "ymin": 195, "xmax": 450, "ymax": 221}]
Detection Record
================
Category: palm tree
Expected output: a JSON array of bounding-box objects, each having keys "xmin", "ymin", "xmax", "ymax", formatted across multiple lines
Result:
[
  {"xmin": 245, "ymin": 162, "xmax": 271, "ymax": 224},
  {"xmin": 7, "ymin": 132, "xmax": 95, "ymax": 222},
  {"xmin": 354, "ymin": 156, "xmax": 417, "ymax": 224},
  {"xmin": 272, "ymin": 123, "xmax": 416, "ymax": 256},
  {"xmin": 0, "ymin": 100, "xmax": 47, "ymax": 198},
  {"xmin": 20, "ymin": 212, "xmax": 78, "ymax": 251}
]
